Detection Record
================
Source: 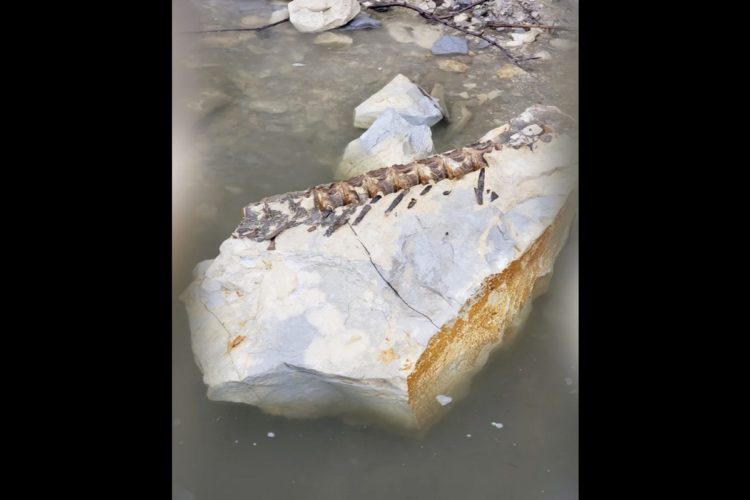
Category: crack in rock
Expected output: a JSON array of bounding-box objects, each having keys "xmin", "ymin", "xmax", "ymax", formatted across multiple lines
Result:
[{"xmin": 348, "ymin": 223, "xmax": 439, "ymax": 329}]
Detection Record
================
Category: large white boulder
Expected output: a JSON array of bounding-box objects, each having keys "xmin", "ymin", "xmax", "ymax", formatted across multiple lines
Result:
[
  {"xmin": 181, "ymin": 106, "xmax": 578, "ymax": 432},
  {"xmin": 336, "ymin": 109, "xmax": 434, "ymax": 180},
  {"xmin": 353, "ymin": 74, "xmax": 443, "ymax": 129},
  {"xmin": 288, "ymin": 0, "xmax": 360, "ymax": 33}
]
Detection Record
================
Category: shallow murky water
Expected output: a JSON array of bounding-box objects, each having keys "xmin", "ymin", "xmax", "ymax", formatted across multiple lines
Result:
[{"xmin": 173, "ymin": 1, "xmax": 578, "ymax": 498}]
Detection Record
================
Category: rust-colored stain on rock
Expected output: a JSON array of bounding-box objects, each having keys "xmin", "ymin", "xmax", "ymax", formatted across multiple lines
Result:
[
  {"xmin": 378, "ymin": 348, "xmax": 398, "ymax": 363},
  {"xmin": 228, "ymin": 335, "xmax": 246, "ymax": 351}
]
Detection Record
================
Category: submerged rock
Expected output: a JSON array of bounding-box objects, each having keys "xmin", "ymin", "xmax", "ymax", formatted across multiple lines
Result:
[
  {"xmin": 314, "ymin": 32, "xmax": 353, "ymax": 46},
  {"xmin": 337, "ymin": 12, "xmax": 381, "ymax": 31},
  {"xmin": 386, "ymin": 20, "xmax": 443, "ymax": 49},
  {"xmin": 496, "ymin": 64, "xmax": 526, "ymax": 79},
  {"xmin": 432, "ymin": 35, "xmax": 469, "ymax": 55},
  {"xmin": 353, "ymin": 74, "xmax": 443, "ymax": 129},
  {"xmin": 336, "ymin": 109, "xmax": 434, "ymax": 180},
  {"xmin": 288, "ymin": 0, "xmax": 360, "ymax": 33},
  {"xmin": 438, "ymin": 59, "xmax": 469, "ymax": 73},
  {"xmin": 181, "ymin": 106, "xmax": 578, "ymax": 432}
]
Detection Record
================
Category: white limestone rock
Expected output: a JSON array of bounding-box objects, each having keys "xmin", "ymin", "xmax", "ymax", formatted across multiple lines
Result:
[
  {"xmin": 336, "ymin": 109, "xmax": 434, "ymax": 180},
  {"xmin": 181, "ymin": 105, "xmax": 578, "ymax": 431},
  {"xmin": 353, "ymin": 74, "xmax": 443, "ymax": 129},
  {"xmin": 288, "ymin": 0, "xmax": 360, "ymax": 33}
]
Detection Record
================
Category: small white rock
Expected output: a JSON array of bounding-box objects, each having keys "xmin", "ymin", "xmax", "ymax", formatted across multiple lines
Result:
[
  {"xmin": 288, "ymin": 0, "xmax": 360, "ymax": 33},
  {"xmin": 491, "ymin": 422, "xmax": 504, "ymax": 429},
  {"xmin": 252, "ymin": 442, "xmax": 257, "ymax": 446},
  {"xmin": 522, "ymin": 124, "xmax": 543, "ymax": 136},
  {"xmin": 267, "ymin": 432, "xmax": 275, "ymax": 438},
  {"xmin": 436, "ymin": 394, "xmax": 453, "ymax": 406},
  {"xmin": 292, "ymin": 63, "xmax": 305, "ymax": 67},
  {"xmin": 466, "ymin": 433, "xmax": 472, "ymax": 438},
  {"xmin": 534, "ymin": 50, "xmax": 552, "ymax": 60},
  {"xmin": 269, "ymin": 9, "xmax": 290, "ymax": 24},
  {"xmin": 453, "ymin": 13, "xmax": 469, "ymax": 23},
  {"xmin": 234, "ymin": 439, "xmax": 239, "ymax": 444}
]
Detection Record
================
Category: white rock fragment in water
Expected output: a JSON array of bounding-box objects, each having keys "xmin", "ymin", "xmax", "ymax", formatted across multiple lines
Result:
[
  {"xmin": 292, "ymin": 63, "xmax": 306, "ymax": 66},
  {"xmin": 466, "ymin": 434, "xmax": 472, "ymax": 438},
  {"xmin": 288, "ymin": 0, "xmax": 360, "ymax": 33},
  {"xmin": 550, "ymin": 38, "xmax": 577, "ymax": 50},
  {"xmin": 436, "ymin": 394, "xmax": 453, "ymax": 406},
  {"xmin": 269, "ymin": 9, "xmax": 290, "ymax": 24},
  {"xmin": 505, "ymin": 28, "xmax": 543, "ymax": 47},
  {"xmin": 523, "ymin": 124, "xmax": 543, "ymax": 136},
  {"xmin": 491, "ymin": 422, "xmax": 504, "ymax": 429},
  {"xmin": 314, "ymin": 32, "xmax": 354, "ymax": 45},
  {"xmin": 336, "ymin": 109, "xmax": 434, "ymax": 179},
  {"xmin": 267, "ymin": 432, "xmax": 275, "ymax": 438},
  {"xmin": 181, "ymin": 106, "xmax": 578, "ymax": 432},
  {"xmin": 353, "ymin": 74, "xmax": 443, "ymax": 129}
]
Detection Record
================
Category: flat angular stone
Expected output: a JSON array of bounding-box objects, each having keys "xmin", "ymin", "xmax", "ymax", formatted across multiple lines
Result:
[
  {"xmin": 181, "ymin": 105, "xmax": 578, "ymax": 432},
  {"xmin": 336, "ymin": 109, "xmax": 434, "ymax": 180},
  {"xmin": 353, "ymin": 74, "xmax": 443, "ymax": 129},
  {"xmin": 431, "ymin": 35, "xmax": 469, "ymax": 55}
]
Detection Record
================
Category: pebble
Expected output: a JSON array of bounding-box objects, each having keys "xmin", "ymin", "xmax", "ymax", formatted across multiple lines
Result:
[
  {"xmin": 240, "ymin": 15, "xmax": 267, "ymax": 28},
  {"xmin": 453, "ymin": 13, "xmax": 469, "ymax": 23},
  {"xmin": 436, "ymin": 394, "xmax": 453, "ymax": 406},
  {"xmin": 431, "ymin": 35, "xmax": 469, "ymax": 55},
  {"xmin": 267, "ymin": 432, "xmax": 275, "ymax": 438},
  {"xmin": 438, "ymin": 59, "xmax": 469, "ymax": 73},
  {"xmin": 522, "ymin": 124, "xmax": 543, "ymax": 136},
  {"xmin": 534, "ymin": 50, "xmax": 552, "ymax": 60},
  {"xmin": 314, "ymin": 32, "xmax": 354, "ymax": 46},
  {"xmin": 292, "ymin": 63, "xmax": 305, "ymax": 67},
  {"xmin": 466, "ymin": 434, "xmax": 472, "ymax": 438},
  {"xmin": 491, "ymin": 422, "xmax": 504, "ymax": 429},
  {"xmin": 496, "ymin": 64, "xmax": 526, "ymax": 79}
]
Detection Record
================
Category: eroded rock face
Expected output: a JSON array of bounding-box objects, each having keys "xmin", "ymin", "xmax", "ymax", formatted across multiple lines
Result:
[
  {"xmin": 181, "ymin": 105, "xmax": 578, "ymax": 432},
  {"xmin": 353, "ymin": 74, "xmax": 443, "ymax": 129},
  {"xmin": 336, "ymin": 109, "xmax": 434, "ymax": 180},
  {"xmin": 288, "ymin": 0, "xmax": 360, "ymax": 33}
]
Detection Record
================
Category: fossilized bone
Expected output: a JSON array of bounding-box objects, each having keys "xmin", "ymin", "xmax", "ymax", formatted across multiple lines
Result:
[{"xmin": 232, "ymin": 104, "xmax": 576, "ymax": 247}]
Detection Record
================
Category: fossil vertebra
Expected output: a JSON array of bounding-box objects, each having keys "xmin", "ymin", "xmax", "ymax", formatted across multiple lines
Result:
[{"xmin": 232, "ymin": 104, "xmax": 575, "ymax": 245}]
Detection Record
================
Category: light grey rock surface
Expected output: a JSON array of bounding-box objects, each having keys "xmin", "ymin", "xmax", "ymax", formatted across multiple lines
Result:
[
  {"xmin": 288, "ymin": 0, "xmax": 360, "ymax": 33},
  {"xmin": 336, "ymin": 109, "xmax": 434, "ymax": 180},
  {"xmin": 353, "ymin": 74, "xmax": 443, "ymax": 129},
  {"xmin": 181, "ymin": 106, "xmax": 578, "ymax": 430}
]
